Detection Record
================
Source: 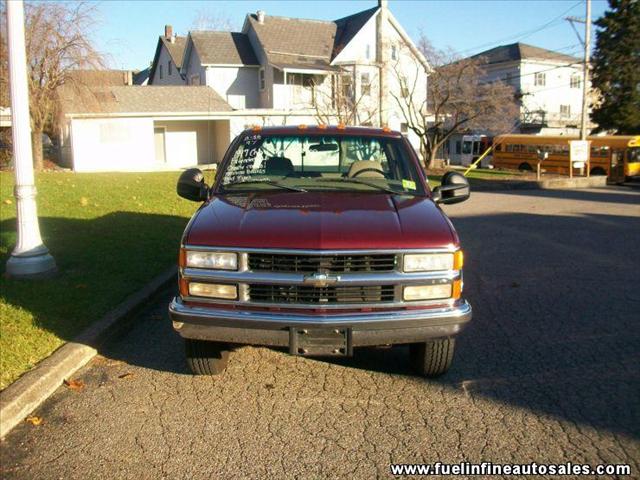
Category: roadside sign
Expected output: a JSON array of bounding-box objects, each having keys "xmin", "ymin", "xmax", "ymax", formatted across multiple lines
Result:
[{"xmin": 570, "ymin": 140, "xmax": 590, "ymax": 163}]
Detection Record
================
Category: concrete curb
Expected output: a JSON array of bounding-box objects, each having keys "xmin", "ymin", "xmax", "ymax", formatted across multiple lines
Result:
[
  {"xmin": 0, "ymin": 266, "xmax": 177, "ymax": 439},
  {"xmin": 470, "ymin": 176, "xmax": 608, "ymax": 191}
]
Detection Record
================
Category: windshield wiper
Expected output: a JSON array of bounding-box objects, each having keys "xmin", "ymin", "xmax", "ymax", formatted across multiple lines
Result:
[
  {"xmin": 224, "ymin": 179, "xmax": 307, "ymax": 192},
  {"xmin": 323, "ymin": 178, "xmax": 401, "ymax": 195}
]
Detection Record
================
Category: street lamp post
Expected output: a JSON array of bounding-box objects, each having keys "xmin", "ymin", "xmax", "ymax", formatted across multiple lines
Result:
[{"xmin": 5, "ymin": 0, "xmax": 56, "ymax": 278}]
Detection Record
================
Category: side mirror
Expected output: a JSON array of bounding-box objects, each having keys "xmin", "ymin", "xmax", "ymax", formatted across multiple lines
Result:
[
  {"xmin": 432, "ymin": 171, "xmax": 470, "ymax": 205},
  {"xmin": 177, "ymin": 168, "xmax": 209, "ymax": 202}
]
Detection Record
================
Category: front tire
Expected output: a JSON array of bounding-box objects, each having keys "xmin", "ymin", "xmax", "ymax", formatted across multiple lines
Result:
[
  {"xmin": 409, "ymin": 338, "xmax": 456, "ymax": 377},
  {"xmin": 185, "ymin": 339, "xmax": 231, "ymax": 375}
]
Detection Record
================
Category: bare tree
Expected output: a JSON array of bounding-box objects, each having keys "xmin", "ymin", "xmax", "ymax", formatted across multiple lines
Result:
[
  {"xmin": 0, "ymin": 1, "xmax": 104, "ymax": 170},
  {"xmin": 191, "ymin": 10, "xmax": 235, "ymax": 31},
  {"xmin": 313, "ymin": 71, "xmax": 377, "ymax": 126},
  {"xmin": 390, "ymin": 35, "xmax": 518, "ymax": 168}
]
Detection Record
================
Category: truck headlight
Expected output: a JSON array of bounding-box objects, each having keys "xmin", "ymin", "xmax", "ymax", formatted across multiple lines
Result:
[
  {"xmin": 403, "ymin": 283, "xmax": 452, "ymax": 301},
  {"xmin": 186, "ymin": 251, "xmax": 237, "ymax": 270},
  {"xmin": 188, "ymin": 282, "xmax": 237, "ymax": 299},
  {"xmin": 403, "ymin": 251, "xmax": 463, "ymax": 272}
]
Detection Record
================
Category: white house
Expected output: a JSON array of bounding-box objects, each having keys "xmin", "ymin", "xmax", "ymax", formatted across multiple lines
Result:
[
  {"xmin": 61, "ymin": 1, "xmax": 430, "ymax": 172},
  {"xmin": 149, "ymin": 25, "xmax": 187, "ymax": 85},
  {"xmin": 177, "ymin": 0, "xmax": 428, "ymax": 136},
  {"xmin": 471, "ymin": 42, "xmax": 590, "ymax": 135}
]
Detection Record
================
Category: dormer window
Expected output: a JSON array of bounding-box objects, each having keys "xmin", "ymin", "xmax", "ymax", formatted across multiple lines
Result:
[
  {"xmin": 168, "ymin": 60, "xmax": 172, "ymax": 76},
  {"xmin": 159, "ymin": 64, "xmax": 163, "ymax": 79}
]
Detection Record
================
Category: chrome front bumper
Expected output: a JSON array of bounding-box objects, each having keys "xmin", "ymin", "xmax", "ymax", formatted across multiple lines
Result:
[{"xmin": 168, "ymin": 298, "xmax": 472, "ymax": 347}]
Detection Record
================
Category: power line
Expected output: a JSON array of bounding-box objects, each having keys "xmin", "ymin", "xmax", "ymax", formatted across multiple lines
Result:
[{"xmin": 456, "ymin": 0, "xmax": 584, "ymax": 56}]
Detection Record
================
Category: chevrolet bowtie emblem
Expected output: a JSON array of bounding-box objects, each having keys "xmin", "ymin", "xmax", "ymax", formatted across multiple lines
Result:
[{"xmin": 303, "ymin": 272, "xmax": 340, "ymax": 287}]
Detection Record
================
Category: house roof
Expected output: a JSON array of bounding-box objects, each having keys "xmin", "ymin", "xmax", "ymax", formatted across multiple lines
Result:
[
  {"xmin": 472, "ymin": 42, "xmax": 581, "ymax": 65},
  {"xmin": 333, "ymin": 7, "xmax": 378, "ymax": 57},
  {"xmin": 247, "ymin": 13, "xmax": 337, "ymax": 69},
  {"xmin": 66, "ymin": 70, "xmax": 133, "ymax": 86},
  {"xmin": 161, "ymin": 36, "xmax": 187, "ymax": 68},
  {"xmin": 190, "ymin": 31, "xmax": 259, "ymax": 65},
  {"xmin": 132, "ymin": 67, "xmax": 151, "ymax": 85},
  {"xmin": 60, "ymin": 85, "xmax": 233, "ymax": 115},
  {"xmin": 149, "ymin": 35, "xmax": 187, "ymax": 83}
]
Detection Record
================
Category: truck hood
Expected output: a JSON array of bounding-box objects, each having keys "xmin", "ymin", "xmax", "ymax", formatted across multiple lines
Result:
[{"xmin": 185, "ymin": 192, "xmax": 458, "ymax": 250}]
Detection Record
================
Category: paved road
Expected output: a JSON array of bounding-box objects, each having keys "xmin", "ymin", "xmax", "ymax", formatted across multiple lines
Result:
[{"xmin": 2, "ymin": 187, "xmax": 639, "ymax": 479}]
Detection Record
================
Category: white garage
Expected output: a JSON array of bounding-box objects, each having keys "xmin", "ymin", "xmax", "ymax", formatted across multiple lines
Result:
[{"xmin": 60, "ymin": 86, "xmax": 232, "ymax": 172}]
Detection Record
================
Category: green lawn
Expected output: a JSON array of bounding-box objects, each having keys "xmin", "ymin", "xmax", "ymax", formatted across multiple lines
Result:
[
  {"xmin": 0, "ymin": 171, "xmax": 212, "ymax": 389},
  {"xmin": 427, "ymin": 167, "xmax": 527, "ymax": 187}
]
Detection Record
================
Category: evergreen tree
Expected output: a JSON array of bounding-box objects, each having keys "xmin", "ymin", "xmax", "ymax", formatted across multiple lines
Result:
[{"xmin": 590, "ymin": 0, "xmax": 640, "ymax": 134}]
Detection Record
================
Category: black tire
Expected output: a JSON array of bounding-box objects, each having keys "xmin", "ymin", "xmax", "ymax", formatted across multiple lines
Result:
[
  {"xmin": 518, "ymin": 162, "xmax": 533, "ymax": 172},
  {"xmin": 409, "ymin": 338, "xmax": 456, "ymax": 377},
  {"xmin": 590, "ymin": 167, "xmax": 607, "ymax": 176},
  {"xmin": 185, "ymin": 339, "xmax": 230, "ymax": 375}
]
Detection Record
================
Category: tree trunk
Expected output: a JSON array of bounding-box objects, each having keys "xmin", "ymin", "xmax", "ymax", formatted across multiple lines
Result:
[
  {"xmin": 31, "ymin": 130, "xmax": 43, "ymax": 171},
  {"xmin": 419, "ymin": 138, "xmax": 429, "ymax": 170},
  {"xmin": 427, "ymin": 148, "xmax": 439, "ymax": 171}
]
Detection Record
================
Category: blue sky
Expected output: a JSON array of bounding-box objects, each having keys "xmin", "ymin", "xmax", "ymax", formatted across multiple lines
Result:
[{"xmin": 93, "ymin": 0, "xmax": 609, "ymax": 70}]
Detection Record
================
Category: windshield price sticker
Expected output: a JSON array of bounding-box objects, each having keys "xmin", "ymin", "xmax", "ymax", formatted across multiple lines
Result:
[{"xmin": 402, "ymin": 179, "xmax": 417, "ymax": 190}]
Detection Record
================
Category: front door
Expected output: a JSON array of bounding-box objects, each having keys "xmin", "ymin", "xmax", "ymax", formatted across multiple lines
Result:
[{"xmin": 154, "ymin": 127, "xmax": 166, "ymax": 163}]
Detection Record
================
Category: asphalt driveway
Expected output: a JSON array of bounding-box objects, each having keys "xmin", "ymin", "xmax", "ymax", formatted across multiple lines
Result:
[{"xmin": 1, "ymin": 186, "xmax": 639, "ymax": 479}]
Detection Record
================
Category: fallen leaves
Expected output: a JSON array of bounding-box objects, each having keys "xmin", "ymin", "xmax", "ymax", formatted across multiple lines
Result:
[
  {"xmin": 63, "ymin": 378, "xmax": 85, "ymax": 391},
  {"xmin": 25, "ymin": 416, "xmax": 43, "ymax": 426},
  {"xmin": 118, "ymin": 372, "xmax": 134, "ymax": 379},
  {"xmin": 80, "ymin": 197, "xmax": 89, "ymax": 206},
  {"xmin": 3, "ymin": 199, "xmax": 12, "ymax": 205}
]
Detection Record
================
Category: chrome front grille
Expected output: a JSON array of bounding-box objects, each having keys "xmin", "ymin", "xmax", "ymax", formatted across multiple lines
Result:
[
  {"xmin": 248, "ymin": 253, "xmax": 397, "ymax": 273},
  {"xmin": 248, "ymin": 284, "xmax": 396, "ymax": 304}
]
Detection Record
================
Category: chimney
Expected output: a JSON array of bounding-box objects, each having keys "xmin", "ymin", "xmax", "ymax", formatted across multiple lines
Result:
[
  {"xmin": 256, "ymin": 10, "xmax": 266, "ymax": 24},
  {"xmin": 164, "ymin": 24, "xmax": 173, "ymax": 39},
  {"xmin": 378, "ymin": 0, "xmax": 388, "ymax": 8}
]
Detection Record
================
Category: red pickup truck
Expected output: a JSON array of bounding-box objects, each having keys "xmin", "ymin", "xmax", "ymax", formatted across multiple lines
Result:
[{"xmin": 169, "ymin": 126, "xmax": 471, "ymax": 377}]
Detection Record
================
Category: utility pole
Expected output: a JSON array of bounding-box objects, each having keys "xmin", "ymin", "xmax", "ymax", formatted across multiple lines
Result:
[
  {"xmin": 566, "ymin": 0, "xmax": 592, "ymax": 140},
  {"xmin": 580, "ymin": 0, "xmax": 591, "ymax": 141},
  {"xmin": 565, "ymin": 0, "xmax": 592, "ymax": 177},
  {"xmin": 5, "ymin": 0, "xmax": 57, "ymax": 278}
]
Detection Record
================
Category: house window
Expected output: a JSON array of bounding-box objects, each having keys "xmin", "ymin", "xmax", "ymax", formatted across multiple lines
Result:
[
  {"xmin": 400, "ymin": 75, "xmax": 409, "ymax": 98},
  {"xmin": 570, "ymin": 74, "xmax": 581, "ymax": 89},
  {"xmin": 360, "ymin": 72, "xmax": 371, "ymax": 96},
  {"xmin": 259, "ymin": 68, "xmax": 265, "ymax": 91},
  {"xmin": 560, "ymin": 104, "xmax": 571, "ymax": 117},
  {"xmin": 168, "ymin": 61, "xmax": 172, "ymax": 76},
  {"xmin": 340, "ymin": 74, "xmax": 353, "ymax": 102},
  {"xmin": 391, "ymin": 44, "xmax": 398, "ymax": 61},
  {"xmin": 534, "ymin": 72, "xmax": 546, "ymax": 86},
  {"xmin": 159, "ymin": 64, "xmax": 163, "ymax": 80},
  {"xmin": 365, "ymin": 44, "xmax": 371, "ymax": 60},
  {"xmin": 190, "ymin": 74, "xmax": 200, "ymax": 85}
]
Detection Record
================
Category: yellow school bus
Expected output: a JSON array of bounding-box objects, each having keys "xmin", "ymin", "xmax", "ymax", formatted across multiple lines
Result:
[{"xmin": 492, "ymin": 134, "xmax": 640, "ymax": 181}]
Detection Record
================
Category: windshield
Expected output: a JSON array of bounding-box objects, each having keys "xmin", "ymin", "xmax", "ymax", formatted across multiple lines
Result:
[
  {"xmin": 219, "ymin": 133, "xmax": 425, "ymax": 195},
  {"xmin": 629, "ymin": 147, "xmax": 640, "ymax": 163}
]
